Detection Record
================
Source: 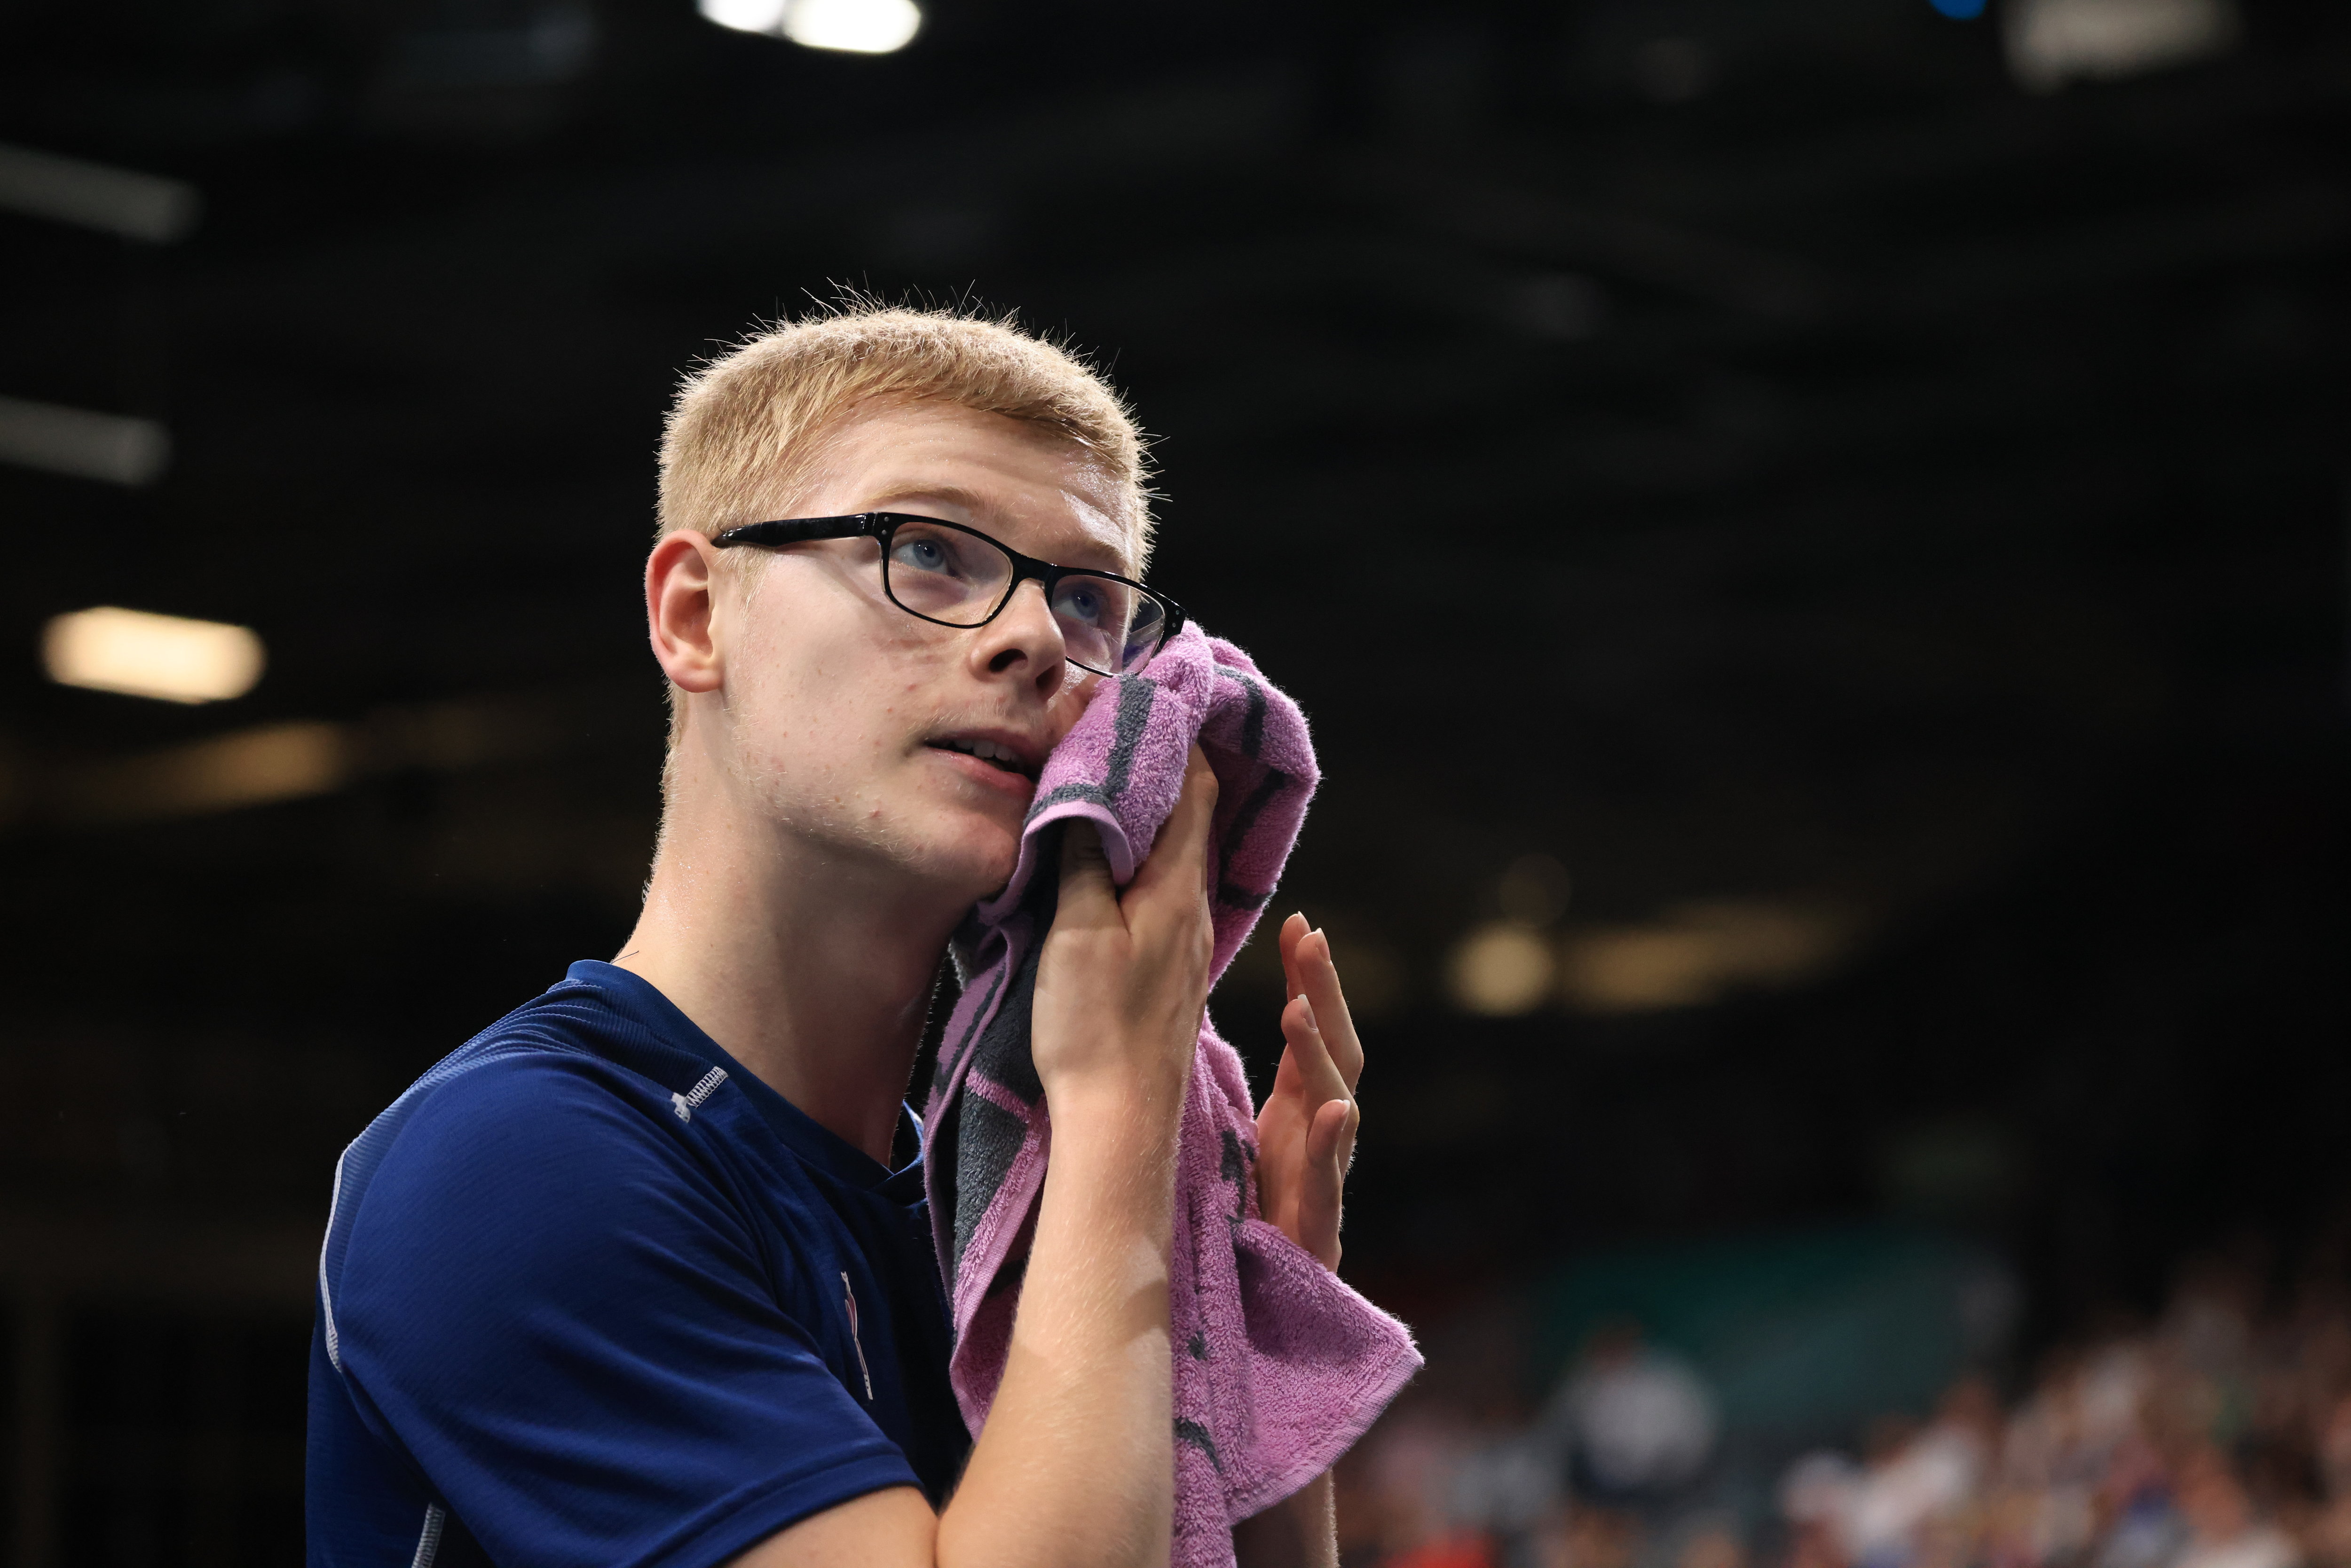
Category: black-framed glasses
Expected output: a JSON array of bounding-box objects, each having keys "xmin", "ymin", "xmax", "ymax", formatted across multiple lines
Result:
[{"xmin": 711, "ymin": 512, "xmax": 1186, "ymax": 678}]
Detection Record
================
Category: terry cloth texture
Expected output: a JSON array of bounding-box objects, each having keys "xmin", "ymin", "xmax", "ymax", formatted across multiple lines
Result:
[{"xmin": 923, "ymin": 623, "xmax": 1422, "ymax": 1568}]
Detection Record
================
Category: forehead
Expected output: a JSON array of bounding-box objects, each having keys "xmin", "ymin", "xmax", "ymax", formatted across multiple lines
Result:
[{"xmin": 800, "ymin": 400, "xmax": 1134, "ymax": 572}]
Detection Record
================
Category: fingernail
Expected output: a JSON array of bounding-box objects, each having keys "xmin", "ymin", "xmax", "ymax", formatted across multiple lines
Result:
[{"xmin": 1299, "ymin": 996, "xmax": 1318, "ymax": 1032}]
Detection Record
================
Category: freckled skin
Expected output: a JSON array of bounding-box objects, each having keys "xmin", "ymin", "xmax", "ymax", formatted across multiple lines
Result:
[{"xmin": 697, "ymin": 401, "xmax": 1133, "ymax": 908}]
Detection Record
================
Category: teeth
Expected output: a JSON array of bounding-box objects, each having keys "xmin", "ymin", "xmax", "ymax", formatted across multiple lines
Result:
[{"xmin": 945, "ymin": 738, "xmax": 1023, "ymax": 768}]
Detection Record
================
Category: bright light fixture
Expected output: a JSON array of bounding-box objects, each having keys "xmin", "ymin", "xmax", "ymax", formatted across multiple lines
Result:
[
  {"xmin": 698, "ymin": 0, "xmax": 789, "ymax": 34},
  {"xmin": 699, "ymin": 0, "xmax": 920, "ymax": 53},
  {"xmin": 782, "ymin": 0, "xmax": 921, "ymax": 52},
  {"xmin": 43, "ymin": 606, "xmax": 265, "ymax": 704}
]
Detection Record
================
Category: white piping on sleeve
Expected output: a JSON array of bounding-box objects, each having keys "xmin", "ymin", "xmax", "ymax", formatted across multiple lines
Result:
[
  {"xmin": 410, "ymin": 1503, "xmax": 446, "ymax": 1568},
  {"xmin": 318, "ymin": 1148, "xmax": 348, "ymax": 1371},
  {"xmin": 842, "ymin": 1272, "xmax": 874, "ymax": 1400}
]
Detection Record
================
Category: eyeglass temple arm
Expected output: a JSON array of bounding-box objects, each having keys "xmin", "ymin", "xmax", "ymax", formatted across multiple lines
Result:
[{"xmin": 711, "ymin": 515, "xmax": 881, "ymax": 548}]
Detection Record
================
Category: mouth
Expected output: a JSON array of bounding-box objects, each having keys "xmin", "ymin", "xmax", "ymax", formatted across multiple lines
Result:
[{"xmin": 925, "ymin": 733, "xmax": 1043, "ymax": 781}]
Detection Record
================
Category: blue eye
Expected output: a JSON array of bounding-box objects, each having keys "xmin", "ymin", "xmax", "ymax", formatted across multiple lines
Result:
[
  {"xmin": 891, "ymin": 537, "xmax": 955, "ymax": 576},
  {"xmin": 1056, "ymin": 582, "xmax": 1106, "ymax": 627}
]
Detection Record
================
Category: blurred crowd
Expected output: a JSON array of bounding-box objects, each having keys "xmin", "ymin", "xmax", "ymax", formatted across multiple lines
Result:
[{"xmin": 1340, "ymin": 1253, "xmax": 2351, "ymax": 1568}]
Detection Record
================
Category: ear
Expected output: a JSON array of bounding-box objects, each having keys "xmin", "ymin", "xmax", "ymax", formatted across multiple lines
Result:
[{"xmin": 647, "ymin": 531, "xmax": 725, "ymax": 695}]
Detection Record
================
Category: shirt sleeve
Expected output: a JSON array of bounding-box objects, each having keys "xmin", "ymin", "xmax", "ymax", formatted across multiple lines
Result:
[{"xmin": 333, "ymin": 1053, "xmax": 921, "ymax": 1568}]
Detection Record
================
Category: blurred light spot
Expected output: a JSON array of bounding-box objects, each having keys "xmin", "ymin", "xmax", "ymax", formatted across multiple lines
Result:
[
  {"xmin": 1557, "ymin": 900, "xmax": 1853, "ymax": 1013},
  {"xmin": 697, "ymin": 0, "xmax": 789, "ymax": 36},
  {"xmin": 1633, "ymin": 37, "xmax": 1713, "ymax": 104},
  {"xmin": 43, "ymin": 608, "xmax": 264, "ymax": 705},
  {"xmin": 0, "ymin": 142, "xmax": 200, "ymax": 243},
  {"xmin": 702, "ymin": 0, "xmax": 921, "ymax": 52},
  {"xmin": 1497, "ymin": 852, "xmax": 1573, "ymax": 924},
  {"xmin": 2004, "ymin": 0, "xmax": 2236, "ymax": 91},
  {"xmin": 1449, "ymin": 922, "xmax": 1556, "ymax": 1016},
  {"xmin": 0, "ymin": 396, "xmax": 170, "ymax": 487},
  {"xmin": 783, "ymin": 0, "xmax": 922, "ymax": 53},
  {"xmin": 23, "ymin": 682, "xmax": 638, "ymax": 828},
  {"xmin": 73, "ymin": 722, "xmax": 349, "ymax": 821},
  {"xmin": 1930, "ymin": 0, "xmax": 1987, "ymax": 17}
]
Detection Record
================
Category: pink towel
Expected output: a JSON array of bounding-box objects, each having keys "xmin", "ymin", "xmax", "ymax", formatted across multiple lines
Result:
[{"xmin": 923, "ymin": 623, "xmax": 1422, "ymax": 1568}]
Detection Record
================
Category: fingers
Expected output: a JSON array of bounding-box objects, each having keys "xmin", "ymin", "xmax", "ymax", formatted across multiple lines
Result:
[
  {"xmin": 1278, "ymin": 917, "xmax": 1365, "ymax": 1094},
  {"xmin": 1054, "ymin": 820, "xmax": 1122, "ymax": 928},
  {"xmin": 1126, "ymin": 745, "xmax": 1218, "ymax": 915},
  {"xmin": 1278, "ymin": 911, "xmax": 1310, "ymax": 1000},
  {"xmin": 1280, "ymin": 993, "xmax": 1350, "ymax": 1111},
  {"xmin": 1279, "ymin": 990, "xmax": 1359, "ymax": 1271},
  {"xmin": 1300, "ymin": 1097, "xmax": 1356, "ymax": 1270}
]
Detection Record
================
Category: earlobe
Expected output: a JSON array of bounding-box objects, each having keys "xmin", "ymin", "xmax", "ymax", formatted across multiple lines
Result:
[{"xmin": 647, "ymin": 532, "xmax": 725, "ymax": 695}]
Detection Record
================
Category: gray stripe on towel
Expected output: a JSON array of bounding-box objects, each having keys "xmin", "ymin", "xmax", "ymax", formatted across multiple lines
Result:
[
  {"xmin": 1216, "ymin": 668, "xmax": 1267, "ymax": 759},
  {"xmin": 953, "ymin": 1093, "xmax": 1030, "ymax": 1266},
  {"xmin": 1101, "ymin": 676, "xmax": 1158, "ymax": 805}
]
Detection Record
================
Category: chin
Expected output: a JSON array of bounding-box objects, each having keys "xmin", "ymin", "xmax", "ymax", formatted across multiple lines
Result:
[{"xmin": 913, "ymin": 818, "xmax": 1024, "ymax": 906}]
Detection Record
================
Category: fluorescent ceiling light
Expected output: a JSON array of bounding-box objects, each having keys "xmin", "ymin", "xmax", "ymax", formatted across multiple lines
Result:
[
  {"xmin": 2004, "ymin": 0, "xmax": 2238, "ymax": 91},
  {"xmin": 700, "ymin": 0, "xmax": 921, "ymax": 53},
  {"xmin": 698, "ymin": 0, "xmax": 789, "ymax": 32},
  {"xmin": 0, "ymin": 142, "xmax": 200, "ymax": 244},
  {"xmin": 0, "ymin": 396, "xmax": 170, "ymax": 487},
  {"xmin": 783, "ymin": 0, "xmax": 922, "ymax": 51},
  {"xmin": 43, "ymin": 607, "xmax": 266, "ymax": 704}
]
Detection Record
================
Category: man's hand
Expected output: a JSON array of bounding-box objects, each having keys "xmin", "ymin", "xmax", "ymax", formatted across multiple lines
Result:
[
  {"xmin": 1029, "ymin": 745, "xmax": 1219, "ymax": 1112},
  {"xmin": 1240, "ymin": 916, "xmax": 1362, "ymax": 1568},
  {"xmin": 1253, "ymin": 913, "xmax": 1365, "ymax": 1271}
]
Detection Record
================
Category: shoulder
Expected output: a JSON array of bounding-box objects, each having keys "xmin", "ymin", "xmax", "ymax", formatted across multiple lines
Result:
[
  {"xmin": 322, "ymin": 1011, "xmax": 763, "ymax": 1360},
  {"xmin": 354, "ymin": 1014, "xmax": 676, "ymax": 1197}
]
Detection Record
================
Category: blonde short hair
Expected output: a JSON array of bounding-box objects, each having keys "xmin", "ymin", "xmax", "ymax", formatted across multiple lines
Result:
[
  {"xmin": 650, "ymin": 303, "xmax": 1153, "ymax": 773},
  {"xmin": 657, "ymin": 303, "xmax": 1155, "ymax": 568}
]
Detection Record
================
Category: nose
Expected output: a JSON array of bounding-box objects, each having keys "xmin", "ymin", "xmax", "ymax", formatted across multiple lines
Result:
[{"xmin": 965, "ymin": 578, "xmax": 1070, "ymax": 701}]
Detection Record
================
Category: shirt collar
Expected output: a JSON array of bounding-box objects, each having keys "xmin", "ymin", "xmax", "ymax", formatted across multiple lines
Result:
[{"xmin": 561, "ymin": 960, "xmax": 926, "ymax": 1197}]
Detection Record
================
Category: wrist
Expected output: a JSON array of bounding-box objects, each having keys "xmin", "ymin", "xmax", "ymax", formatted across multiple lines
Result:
[
  {"xmin": 1041, "ymin": 1038, "xmax": 1191, "ymax": 1124},
  {"xmin": 1046, "ymin": 1066, "xmax": 1185, "ymax": 1153}
]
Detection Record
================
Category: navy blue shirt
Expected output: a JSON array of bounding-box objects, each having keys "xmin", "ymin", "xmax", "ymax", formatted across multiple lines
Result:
[{"xmin": 307, "ymin": 961, "xmax": 969, "ymax": 1568}]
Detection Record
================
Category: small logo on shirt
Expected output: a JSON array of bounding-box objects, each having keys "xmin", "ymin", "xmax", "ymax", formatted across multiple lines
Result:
[
  {"xmin": 670, "ymin": 1066, "xmax": 728, "ymax": 1123},
  {"xmin": 843, "ymin": 1272, "xmax": 874, "ymax": 1401}
]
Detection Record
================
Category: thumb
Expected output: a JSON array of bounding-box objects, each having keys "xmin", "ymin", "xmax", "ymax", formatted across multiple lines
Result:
[{"xmin": 1055, "ymin": 819, "xmax": 1122, "ymax": 928}]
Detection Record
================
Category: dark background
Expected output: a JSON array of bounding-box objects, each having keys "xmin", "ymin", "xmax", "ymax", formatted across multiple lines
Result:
[{"xmin": 1, "ymin": 0, "xmax": 2346, "ymax": 1561}]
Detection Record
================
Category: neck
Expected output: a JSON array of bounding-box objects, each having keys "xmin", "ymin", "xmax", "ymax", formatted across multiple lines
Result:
[{"xmin": 613, "ymin": 759, "xmax": 962, "ymax": 1166}]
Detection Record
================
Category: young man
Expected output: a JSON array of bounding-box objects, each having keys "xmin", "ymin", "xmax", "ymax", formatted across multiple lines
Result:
[{"xmin": 307, "ymin": 307, "xmax": 1369, "ymax": 1568}]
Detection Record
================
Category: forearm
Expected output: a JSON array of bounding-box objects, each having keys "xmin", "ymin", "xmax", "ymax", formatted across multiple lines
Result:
[{"xmin": 937, "ymin": 1078, "xmax": 1182, "ymax": 1568}]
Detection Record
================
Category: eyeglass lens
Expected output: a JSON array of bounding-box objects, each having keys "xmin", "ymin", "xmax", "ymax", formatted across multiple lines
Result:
[{"xmin": 881, "ymin": 519, "xmax": 1165, "ymax": 675}]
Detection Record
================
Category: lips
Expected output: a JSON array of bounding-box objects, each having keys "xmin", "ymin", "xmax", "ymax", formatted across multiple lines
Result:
[{"xmin": 927, "ymin": 733, "xmax": 1042, "ymax": 780}]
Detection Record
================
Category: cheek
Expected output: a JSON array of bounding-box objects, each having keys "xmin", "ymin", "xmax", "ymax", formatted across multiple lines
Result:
[
  {"xmin": 731, "ymin": 588, "xmax": 922, "ymax": 762},
  {"xmin": 1042, "ymin": 676, "xmax": 1102, "ymax": 747}
]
